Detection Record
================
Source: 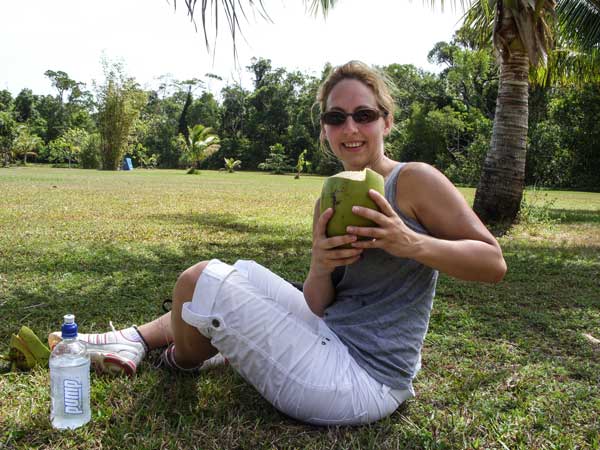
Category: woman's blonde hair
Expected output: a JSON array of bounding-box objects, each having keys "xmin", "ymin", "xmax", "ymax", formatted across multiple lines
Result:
[{"xmin": 316, "ymin": 60, "xmax": 396, "ymax": 152}]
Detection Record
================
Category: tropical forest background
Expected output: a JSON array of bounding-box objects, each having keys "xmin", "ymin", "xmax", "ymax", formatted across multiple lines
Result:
[{"xmin": 1, "ymin": 29, "xmax": 598, "ymax": 192}]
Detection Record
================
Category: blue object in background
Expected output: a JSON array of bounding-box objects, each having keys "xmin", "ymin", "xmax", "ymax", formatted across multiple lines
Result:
[{"xmin": 122, "ymin": 158, "xmax": 133, "ymax": 171}]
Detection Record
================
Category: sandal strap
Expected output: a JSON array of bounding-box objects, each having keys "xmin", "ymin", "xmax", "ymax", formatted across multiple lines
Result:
[{"xmin": 160, "ymin": 343, "xmax": 203, "ymax": 372}]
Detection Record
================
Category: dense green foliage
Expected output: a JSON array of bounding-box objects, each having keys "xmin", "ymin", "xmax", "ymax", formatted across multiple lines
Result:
[
  {"xmin": 1, "ymin": 167, "xmax": 598, "ymax": 448},
  {"xmin": 257, "ymin": 143, "xmax": 293, "ymax": 174},
  {"xmin": 528, "ymin": 82, "xmax": 600, "ymax": 190},
  {"xmin": 0, "ymin": 43, "xmax": 598, "ymax": 188}
]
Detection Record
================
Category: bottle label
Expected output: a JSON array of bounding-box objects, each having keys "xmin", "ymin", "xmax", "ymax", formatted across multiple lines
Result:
[{"xmin": 63, "ymin": 379, "xmax": 83, "ymax": 414}]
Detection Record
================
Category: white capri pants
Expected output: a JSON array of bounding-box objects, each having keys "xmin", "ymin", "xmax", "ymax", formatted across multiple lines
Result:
[{"xmin": 181, "ymin": 259, "xmax": 412, "ymax": 426}]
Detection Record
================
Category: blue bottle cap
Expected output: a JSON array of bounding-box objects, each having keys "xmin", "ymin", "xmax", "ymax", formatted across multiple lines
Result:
[{"xmin": 61, "ymin": 314, "xmax": 78, "ymax": 339}]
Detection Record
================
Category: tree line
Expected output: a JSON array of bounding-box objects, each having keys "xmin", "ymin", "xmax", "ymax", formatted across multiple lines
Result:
[{"xmin": 1, "ymin": 42, "xmax": 598, "ymax": 191}]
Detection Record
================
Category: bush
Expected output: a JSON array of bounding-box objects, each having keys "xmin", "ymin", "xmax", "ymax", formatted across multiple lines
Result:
[
  {"xmin": 527, "ymin": 121, "xmax": 572, "ymax": 188},
  {"xmin": 80, "ymin": 133, "xmax": 101, "ymax": 169},
  {"xmin": 313, "ymin": 149, "xmax": 343, "ymax": 175},
  {"xmin": 517, "ymin": 186, "xmax": 563, "ymax": 228},
  {"xmin": 444, "ymin": 134, "xmax": 488, "ymax": 186},
  {"xmin": 258, "ymin": 143, "xmax": 293, "ymax": 174}
]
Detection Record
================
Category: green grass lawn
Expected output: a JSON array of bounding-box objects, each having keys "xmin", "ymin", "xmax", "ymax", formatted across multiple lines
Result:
[{"xmin": 1, "ymin": 166, "xmax": 599, "ymax": 449}]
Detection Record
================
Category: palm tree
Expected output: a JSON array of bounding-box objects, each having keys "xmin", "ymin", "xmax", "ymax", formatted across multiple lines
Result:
[
  {"xmin": 223, "ymin": 157, "xmax": 242, "ymax": 172},
  {"xmin": 178, "ymin": 124, "xmax": 220, "ymax": 173},
  {"xmin": 174, "ymin": 0, "xmax": 599, "ymax": 225},
  {"xmin": 13, "ymin": 125, "xmax": 43, "ymax": 165},
  {"xmin": 456, "ymin": 0, "xmax": 556, "ymax": 226},
  {"xmin": 458, "ymin": 0, "xmax": 599, "ymax": 226}
]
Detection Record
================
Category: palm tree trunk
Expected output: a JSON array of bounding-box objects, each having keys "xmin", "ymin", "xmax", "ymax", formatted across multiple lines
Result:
[
  {"xmin": 178, "ymin": 87, "xmax": 192, "ymax": 141},
  {"xmin": 474, "ymin": 14, "xmax": 530, "ymax": 226}
]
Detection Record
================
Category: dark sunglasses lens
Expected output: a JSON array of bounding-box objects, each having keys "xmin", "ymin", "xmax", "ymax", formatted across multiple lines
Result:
[
  {"xmin": 353, "ymin": 109, "xmax": 379, "ymax": 123},
  {"xmin": 323, "ymin": 111, "xmax": 347, "ymax": 125}
]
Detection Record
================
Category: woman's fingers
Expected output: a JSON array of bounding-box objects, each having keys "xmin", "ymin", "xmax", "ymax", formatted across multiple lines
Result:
[
  {"xmin": 350, "ymin": 238, "xmax": 379, "ymax": 249},
  {"xmin": 336, "ymin": 255, "xmax": 362, "ymax": 266},
  {"xmin": 345, "ymin": 225, "xmax": 385, "ymax": 239},
  {"xmin": 321, "ymin": 233, "xmax": 357, "ymax": 250},
  {"xmin": 327, "ymin": 247, "xmax": 363, "ymax": 260},
  {"xmin": 322, "ymin": 253, "xmax": 361, "ymax": 268},
  {"xmin": 368, "ymin": 189, "xmax": 397, "ymax": 216},
  {"xmin": 350, "ymin": 205, "xmax": 387, "ymax": 226},
  {"xmin": 314, "ymin": 208, "xmax": 334, "ymax": 238},
  {"xmin": 350, "ymin": 190, "xmax": 397, "ymax": 226}
]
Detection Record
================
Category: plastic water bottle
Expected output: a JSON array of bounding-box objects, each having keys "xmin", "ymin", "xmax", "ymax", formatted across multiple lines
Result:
[{"xmin": 49, "ymin": 314, "xmax": 91, "ymax": 429}]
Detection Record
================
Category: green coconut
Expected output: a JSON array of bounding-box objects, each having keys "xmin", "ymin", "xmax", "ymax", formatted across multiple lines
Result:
[{"xmin": 320, "ymin": 168, "xmax": 385, "ymax": 239}]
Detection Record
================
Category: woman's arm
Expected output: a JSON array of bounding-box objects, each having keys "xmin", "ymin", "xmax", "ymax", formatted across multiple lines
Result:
[
  {"xmin": 349, "ymin": 163, "xmax": 507, "ymax": 283},
  {"xmin": 303, "ymin": 200, "xmax": 363, "ymax": 316}
]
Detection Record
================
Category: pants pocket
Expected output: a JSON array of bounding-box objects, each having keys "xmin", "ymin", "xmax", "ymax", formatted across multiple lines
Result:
[{"xmin": 181, "ymin": 302, "xmax": 225, "ymax": 339}]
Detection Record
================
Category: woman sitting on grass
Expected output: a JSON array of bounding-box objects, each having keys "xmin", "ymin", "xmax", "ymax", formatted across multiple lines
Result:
[{"xmin": 50, "ymin": 61, "xmax": 507, "ymax": 426}]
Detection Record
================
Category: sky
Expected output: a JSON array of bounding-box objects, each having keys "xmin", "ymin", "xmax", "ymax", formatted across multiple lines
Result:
[{"xmin": 0, "ymin": 0, "xmax": 465, "ymax": 97}]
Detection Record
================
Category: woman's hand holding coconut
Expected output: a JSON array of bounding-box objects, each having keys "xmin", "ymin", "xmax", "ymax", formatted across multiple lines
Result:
[
  {"xmin": 309, "ymin": 206, "xmax": 364, "ymax": 278},
  {"xmin": 347, "ymin": 188, "xmax": 422, "ymax": 258},
  {"xmin": 303, "ymin": 200, "xmax": 369, "ymax": 318}
]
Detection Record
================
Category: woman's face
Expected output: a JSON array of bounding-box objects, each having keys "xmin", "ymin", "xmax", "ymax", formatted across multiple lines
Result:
[{"xmin": 322, "ymin": 78, "xmax": 392, "ymax": 171}]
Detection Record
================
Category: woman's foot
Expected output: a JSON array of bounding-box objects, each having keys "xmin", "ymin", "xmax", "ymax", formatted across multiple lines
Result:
[
  {"xmin": 48, "ymin": 322, "xmax": 147, "ymax": 376},
  {"xmin": 160, "ymin": 343, "xmax": 227, "ymax": 373}
]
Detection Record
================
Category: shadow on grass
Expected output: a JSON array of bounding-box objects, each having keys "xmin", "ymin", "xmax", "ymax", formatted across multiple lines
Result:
[
  {"xmin": 2, "ymin": 210, "xmax": 599, "ymax": 447},
  {"xmin": 108, "ymin": 366, "xmax": 416, "ymax": 448},
  {"xmin": 551, "ymin": 208, "xmax": 600, "ymax": 224},
  {"xmin": 3, "ymin": 365, "xmax": 412, "ymax": 449},
  {"xmin": 485, "ymin": 206, "xmax": 600, "ymax": 236},
  {"xmin": 148, "ymin": 211, "xmax": 313, "ymax": 237},
  {"xmin": 430, "ymin": 241, "xmax": 600, "ymax": 389},
  {"xmin": 1, "ymin": 214, "xmax": 312, "ymax": 344},
  {"xmin": 149, "ymin": 211, "xmax": 261, "ymax": 234},
  {"xmin": 3, "ymin": 217, "xmax": 598, "ymax": 363}
]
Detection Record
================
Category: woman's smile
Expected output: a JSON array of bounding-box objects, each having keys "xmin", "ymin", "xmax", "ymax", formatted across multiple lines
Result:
[{"xmin": 342, "ymin": 141, "xmax": 366, "ymax": 151}]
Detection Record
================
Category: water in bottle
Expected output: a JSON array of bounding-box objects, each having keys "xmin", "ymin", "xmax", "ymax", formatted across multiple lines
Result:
[{"xmin": 49, "ymin": 314, "xmax": 91, "ymax": 429}]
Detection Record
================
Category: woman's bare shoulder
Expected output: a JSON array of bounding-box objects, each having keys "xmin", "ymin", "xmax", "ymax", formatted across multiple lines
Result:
[
  {"xmin": 397, "ymin": 162, "xmax": 440, "ymax": 180},
  {"xmin": 394, "ymin": 162, "xmax": 442, "ymax": 220}
]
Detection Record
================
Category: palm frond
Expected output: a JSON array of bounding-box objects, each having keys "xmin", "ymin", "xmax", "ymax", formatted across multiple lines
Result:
[
  {"xmin": 304, "ymin": 0, "xmax": 339, "ymax": 17},
  {"xmin": 171, "ymin": 0, "xmax": 273, "ymax": 59},
  {"xmin": 513, "ymin": 0, "xmax": 556, "ymax": 66},
  {"xmin": 531, "ymin": 46, "xmax": 600, "ymax": 85},
  {"xmin": 557, "ymin": 0, "xmax": 600, "ymax": 50},
  {"xmin": 462, "ymin": 0, "xmax": 496, "ymax": 48},
  {"xmin": 496, "ymin": 0, "xmax": 556, "ymax": 66},
  {"xmin": 421, "ymin": 0, "xmax": 472, "ymax": 13}
]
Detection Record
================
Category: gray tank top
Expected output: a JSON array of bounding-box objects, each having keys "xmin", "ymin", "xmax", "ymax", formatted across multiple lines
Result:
[{"xmin": 324, "ymin": 163, "xmax": 438, "ymax": 390}]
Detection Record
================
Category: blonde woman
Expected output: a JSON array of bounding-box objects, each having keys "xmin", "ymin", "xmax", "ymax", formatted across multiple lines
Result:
[{"xmin": 51, "ymin": 61, "xmax": 506, "ymax": 426}]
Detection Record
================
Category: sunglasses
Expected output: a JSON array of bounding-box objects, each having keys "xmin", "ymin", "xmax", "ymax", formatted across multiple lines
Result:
[{"xmin": 321, "ymin": 108, "xmax": 388, "ymax": 126}]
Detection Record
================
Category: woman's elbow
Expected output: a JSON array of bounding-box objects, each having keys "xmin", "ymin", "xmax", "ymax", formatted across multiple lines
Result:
[{"xmin": 303, "ymin": 293, "xmax": 326, "ymax": 318}]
